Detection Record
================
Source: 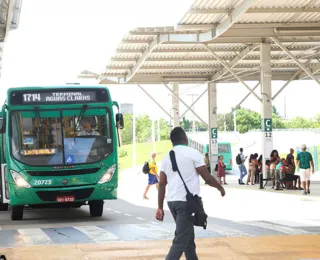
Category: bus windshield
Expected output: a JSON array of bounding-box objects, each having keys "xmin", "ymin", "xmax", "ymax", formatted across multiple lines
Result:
[{"xmin": 10, "ymin": 108, "xmax": 113, "ymax": 166}]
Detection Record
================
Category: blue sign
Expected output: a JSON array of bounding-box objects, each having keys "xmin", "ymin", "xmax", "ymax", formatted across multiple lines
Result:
[{"xmin": 65, "ymin": 155, "xmax": 75, "ymax": 164}]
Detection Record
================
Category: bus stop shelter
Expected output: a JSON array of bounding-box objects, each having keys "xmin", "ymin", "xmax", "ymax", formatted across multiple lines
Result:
[{"xmin": 79, "ymin": 0, "xmax": 320, "ymax": 183}]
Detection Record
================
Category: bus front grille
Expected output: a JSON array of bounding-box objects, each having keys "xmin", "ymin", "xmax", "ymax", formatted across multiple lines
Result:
[
  {"xmin": 36, "ymin": 188, "xmax": 94, "ymax": 202},
  {"xmin": 27, "ymin": 168, "xmax": 100, "ymax": 176}
]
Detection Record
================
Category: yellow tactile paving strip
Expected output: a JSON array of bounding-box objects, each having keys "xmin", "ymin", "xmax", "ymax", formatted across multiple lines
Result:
[{"xmin": 1, "ymin": 235, "xmax": 320, "ymax": 260}]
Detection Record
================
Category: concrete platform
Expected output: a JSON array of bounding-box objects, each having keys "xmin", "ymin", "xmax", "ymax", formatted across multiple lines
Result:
[{"xmin": 1, "ymin": 235, "xmax": 319, "ymax": 260}]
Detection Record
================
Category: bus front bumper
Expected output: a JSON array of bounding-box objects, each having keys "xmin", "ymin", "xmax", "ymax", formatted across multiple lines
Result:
[{"xmin": 9, "ymin": 183, "xmax": 118, "ymax": 206}]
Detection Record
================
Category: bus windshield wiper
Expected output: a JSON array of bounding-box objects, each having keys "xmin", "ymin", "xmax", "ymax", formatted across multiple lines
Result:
[
  {"xmin": 75, "ymin": 104, "xmax": 88, "ymax": 131},
  {"xmin": 73, "ymin": 104, "xmax": 88, "ymax": 143},
  {"xmin": 34, "ymin": 106, "xmax": 42, "ymax": 128}
]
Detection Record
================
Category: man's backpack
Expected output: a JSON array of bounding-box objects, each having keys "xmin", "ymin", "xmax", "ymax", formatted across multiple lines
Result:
[
  {"xmin": 236, "ymin": 154, "xmax": 242, "ymax": 165},
  {"xmin": 142, "ymin": 161, "xmax": 150, "ymax": 174}
]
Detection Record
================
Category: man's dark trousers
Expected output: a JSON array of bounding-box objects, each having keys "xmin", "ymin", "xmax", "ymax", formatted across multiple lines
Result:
[{"xmin": 166, "ymin": 201, "xmax": 198, "ymax": 260}]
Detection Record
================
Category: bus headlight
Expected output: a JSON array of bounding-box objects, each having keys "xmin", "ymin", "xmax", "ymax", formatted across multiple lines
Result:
[
  {"xmin": 98, "ymin": 164, "xmax": 116, "ymax": 184},
  {"xmin": 10, "ymin": 170, "xmax": 31, "ymax": 188}
]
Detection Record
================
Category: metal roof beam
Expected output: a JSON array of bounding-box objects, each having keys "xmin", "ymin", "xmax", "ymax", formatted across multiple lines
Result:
[
  {"xmin": 233, "ymin": 82, "xmax": 260, "ymax": 110},
  {"xmin": 121, "ymin": 40, "xmax": 151, "ymax": 44},
  {"xmin": 189, "ymin": 7, "xmax": 320, "ymax": 14},
  {"xmin": 4, "ymin": 0, "xmax": 14, "ymax": 41},
  {"xmin": 203, "ymin": 43, "xmax": 261, "ymax": 102},
  {"xmin": 271, "ymin": 37, "xmax": 320, "ymax": 86},
  {"xmin": 126, "ymin": 35, "xmax": 160, "ymax": 82},
  {"xmin": 110, "ymin": 55, "xmax": 320, "ymax": 62},
  {"xmin": 115, "ymin": 46, "xmax": 320, "ymax": 55},
  {"xmin": 298, "ymin": 63, "xmax": 320, "ymax": 80},
  {"xmin": 136, "ymin": 84, "xmax": 173, "ymax": 120},
  {"xmin": 211, "ymin": 43, "xmax": 259, "ymax": 81},
  {"xmin": 179, "ymin": 88, "xmax": 208, "ymax": 119},
  {"xmin": 124, "ymin": 31, "xmax": 217, "ymax": 82},
  {"xmin": 176, "ymin": 24, "xmax": 216, "ymax": 31},
  {"xmin": 162, "ymin": 83, "xmax": 208, "ymax": 127},
  {"xmin": 215, "ymin": 0, "xmax": 256, "ymax": 38},
  {"xmin": 272, "ymin": 70, "xmax": 301, "ymax": 101}
]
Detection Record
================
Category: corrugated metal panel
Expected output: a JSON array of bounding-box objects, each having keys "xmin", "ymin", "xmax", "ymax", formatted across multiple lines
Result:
[{"xmin": 253, "ymin": 0, "xmax": 320, "ymax": 8}]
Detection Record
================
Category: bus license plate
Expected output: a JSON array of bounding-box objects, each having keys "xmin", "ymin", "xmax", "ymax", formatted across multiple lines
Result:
[{"xmin": 56, "ymin": 196, "xmax": 75, "ymax": 202}]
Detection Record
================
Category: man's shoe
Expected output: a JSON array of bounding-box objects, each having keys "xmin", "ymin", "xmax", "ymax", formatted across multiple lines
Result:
[
  {"xmin": 307, "ymin": 189, "xmax": 310, "ymax": 194},
  {"xmin": 303, "ymin": 191, "xmax": 307, "ymax": 195}
]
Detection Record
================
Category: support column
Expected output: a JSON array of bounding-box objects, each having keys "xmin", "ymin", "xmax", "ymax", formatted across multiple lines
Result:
[
  {"xmin": 260, "ymin": 43, "xmax": 273, "ymax": 189},
  {"xmin": 208, "ymin": 82, "xmax": 218, "ymax": 179},
  {"xmin": 171, "ymin": 82, "xmax": 180, "ymax": 128}
]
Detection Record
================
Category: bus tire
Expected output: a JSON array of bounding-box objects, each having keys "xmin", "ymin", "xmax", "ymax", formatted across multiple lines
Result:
[
  {"xmin": 89, "ymin": 200, "xmax": 104, "ymax": 217},
  {"xmin": 11, "ymin": 206, "xmax": 24, "ymax": 221},
  {"xmin": 0, "ymin": 203, "xmax": 8, "ymax": 211}
]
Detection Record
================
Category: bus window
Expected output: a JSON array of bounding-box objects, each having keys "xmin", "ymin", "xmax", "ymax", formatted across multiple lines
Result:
[
  {"xmin": 10, "ymin": 111, "xmax": 63, "ymax": 165},
  {"xmin": 62, "ymin": 108, "xmax": 113, "ymax": 164},
  {"xmin": 218, "ymin": 143, "xmax": 231, "ymax": 153}
]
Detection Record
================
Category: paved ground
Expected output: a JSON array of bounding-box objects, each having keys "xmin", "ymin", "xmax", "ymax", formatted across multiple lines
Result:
[
  {"xmin": 1, "ymin": 235, "xmax": 320, "ymax": 259},
  {"xmin": 0, "ymin": 167, "xmax": 319, "ymax": 258}
]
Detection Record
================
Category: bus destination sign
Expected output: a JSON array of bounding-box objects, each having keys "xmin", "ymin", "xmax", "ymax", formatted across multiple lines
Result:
[{"xmin": 22, "ymin": 91, "xmax": 97, "ymax": 104}]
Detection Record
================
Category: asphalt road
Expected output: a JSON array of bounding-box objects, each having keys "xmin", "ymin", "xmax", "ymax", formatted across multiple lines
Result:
[{"xmin": 0, "ymin": 172, "xmax": 319, "ymax": 248}]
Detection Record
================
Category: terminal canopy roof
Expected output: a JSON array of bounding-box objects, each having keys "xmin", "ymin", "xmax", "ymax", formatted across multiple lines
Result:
[{"xmin": 81, "ymin": 0, "xmax": 320, "ymax": 85}]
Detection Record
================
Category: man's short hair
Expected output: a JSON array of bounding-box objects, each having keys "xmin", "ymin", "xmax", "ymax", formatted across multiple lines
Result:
[
  {"xmin": 81, "ymin": 118, "xmax": 92, "ymax": 126},
  {"xmin": 240, "ymin": 148, "xmax": 243, "ymax": 152},
  {"xmin": 301, "ymin": 144, "xmax": 307, "ymax": 149},
  {"xmin": 170, "ymin": 127, "xmax": 187, "ymax": 145}
]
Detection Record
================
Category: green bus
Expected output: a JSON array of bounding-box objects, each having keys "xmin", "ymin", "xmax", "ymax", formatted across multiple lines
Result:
[
  {"xmin": 187, "ymin": 138, "xmax": 233, "ymax": 170},
  {"xmin": 0, "ymin": 86, "xmax": 124, "ymax": 220}
]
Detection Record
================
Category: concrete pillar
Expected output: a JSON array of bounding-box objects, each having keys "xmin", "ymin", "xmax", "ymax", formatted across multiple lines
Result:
[
  {"xmin": 172, "ymin": 82, "xmax": 180, "ymax": 127},
  {"xmin": 260, "ymin": 43, "xmax": 273, "ymax": 185},
  {"xmin": 208, "ymin": 82, "xmax": 218, "ymax": 178}
]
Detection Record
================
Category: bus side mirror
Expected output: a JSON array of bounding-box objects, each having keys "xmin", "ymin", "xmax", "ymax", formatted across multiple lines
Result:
[{"xmin": 116, "ymin": 113, "xmax": 124, "ymax": 129}]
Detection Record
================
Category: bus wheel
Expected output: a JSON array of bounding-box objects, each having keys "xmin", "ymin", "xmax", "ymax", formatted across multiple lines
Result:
[
  {"xmin": 89, "ymin": 200, "xmax": 104, "ymax": 217},
  {"xmin": 0, "ymin": 203, "xmax": 8, "ymax": 211},
  {"xmin": 11, "ymin": 206, "xmax": 24, "ymax": 221}
]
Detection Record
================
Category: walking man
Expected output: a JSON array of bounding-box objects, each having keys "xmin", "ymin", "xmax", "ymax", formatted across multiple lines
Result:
[
  {"xmin": 237, "ymin": 148, "xmax": 248, "ymax": 185},
  {"xmin": 155, "ymin": 127, "xmax": 225, "ymax": 259},
  {"xmin": 296, "ymin": 144, "xmax": 314, "ymax": 195}
]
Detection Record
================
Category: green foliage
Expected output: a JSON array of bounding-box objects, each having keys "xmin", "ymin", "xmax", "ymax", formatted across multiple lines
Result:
[
  {"xmin": 120, "ymin": 114, "xmax": 170, "ymax": 145},
  {"xmin": 118, "ymin": 148, "xmax": 128, "ymax": 158},
  {"xmin": 217, "ymin": 106, "xmax": 319, "ymax": 134}
]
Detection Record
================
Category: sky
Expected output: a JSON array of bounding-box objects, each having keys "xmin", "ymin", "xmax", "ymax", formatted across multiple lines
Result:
[{"xmin": 0, "ymin": 0, "xmax": 319, "ymax": 123}]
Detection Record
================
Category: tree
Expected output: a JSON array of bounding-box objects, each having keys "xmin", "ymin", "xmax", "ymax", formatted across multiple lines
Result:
[
  {"xmin": 120, "ymin": 114, "xmax": 133, "ymax": 145},
  {"xmin": 236, "ymin": 108, "xmax": 261, "ymax": 133},
  {"xmin": 218, "ymin": 113, "xmax": 234, "ymax": 131},
  {"xmin": 284, "ymin": 117, "xmax": 317, "ymax": 129},
  {"xmin": 135, "ymin": 114, "xmax": 152, "ymax": 143},
  {"xmin": 155, "ymin": 118, "xmax": 171, "ymax": 140}
]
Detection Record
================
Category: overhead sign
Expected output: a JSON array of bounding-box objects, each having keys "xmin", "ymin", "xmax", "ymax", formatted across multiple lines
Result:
[
  {"xmin": 22, "ymin": 91, "xmax": 97, "ymax": 104},
  {"xmin": 9, "ymin": 88, "xmax": 109, "ymax": 105},
  {"xmin": 211, "ymin": 128, "xmax": 218, "ymax": 139},
  {"xmin": 263, "ymin": 118, "xmax": 272, "ymax": 132}
]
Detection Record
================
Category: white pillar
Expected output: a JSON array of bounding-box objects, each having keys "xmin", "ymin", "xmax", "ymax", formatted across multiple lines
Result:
[
  {"xmin": 132, "ymin": 111, "xmax": 136, "ymax": 168},
  {"xmin": 208, "ymin": 82, "xmax": 218, "ymax": 178},
  {"xmin": 157, "ymin": 118, "xmax": 160, "ymax": 142},
  {"xmin": 152, "ymin": 118, "xmax": 156, "ymax": 152},
  {"xmin": 233, "ymin": 110, "xmax": 237, "ymax": 133},
  {"xmin": 172, "ymin": 82, "xmax": 180, "ymax": 128},
  {"xmin": 260, "ymin": 43, "xmax": 273, "ymax": 182}
]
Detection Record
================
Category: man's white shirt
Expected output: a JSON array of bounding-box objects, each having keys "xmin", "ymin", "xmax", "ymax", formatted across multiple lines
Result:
[{"xmin": 160, "ymin": 145, "xmax": 205, "ymax": 202}]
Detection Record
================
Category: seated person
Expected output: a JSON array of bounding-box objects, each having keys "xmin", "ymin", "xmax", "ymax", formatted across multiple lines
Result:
[
  {"xmin": 283, "ymin": 160, "xmax": 301, "ymax": 190},
  {"xmin": 77, "ymin": 119, "xmax": 100, "ymax": 136},
  {"xmin": 276, "ymin": 158, "xmax": 285, "ymax": 178}
]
